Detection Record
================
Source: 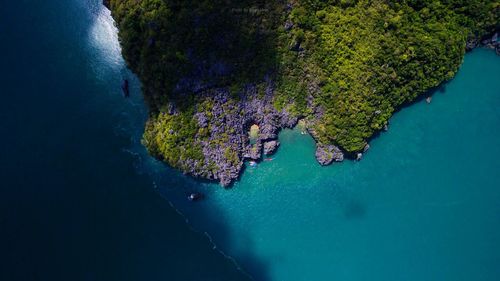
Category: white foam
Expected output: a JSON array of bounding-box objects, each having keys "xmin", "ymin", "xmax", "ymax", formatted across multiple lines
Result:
[{"xmin": 88, "ymin": 5, "xmax": 124, "ymax": 78}]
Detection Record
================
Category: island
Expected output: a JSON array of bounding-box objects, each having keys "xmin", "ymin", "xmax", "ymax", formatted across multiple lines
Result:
[{"xmin": 104, "ymin": 0, "xmax": 499, "ymax": 186}]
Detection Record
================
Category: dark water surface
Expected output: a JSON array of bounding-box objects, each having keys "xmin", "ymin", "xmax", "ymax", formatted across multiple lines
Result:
[{"xmin": 0, "ymin": 1, "xmax": 251, "ymax": 280}]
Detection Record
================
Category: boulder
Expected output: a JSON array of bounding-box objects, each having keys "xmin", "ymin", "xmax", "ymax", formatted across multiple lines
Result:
[
  {"xmin": 356, "ymin": 153, "xmax": 363, "ymax": 161},
  {"xmin": 263, "ymin": 140, "xmax": 280, "ymax": 155},
  {"xmin": 219, "ymin": 175, "xmax": 232, "ymax": 187},
  {"xmin": 284, "ymin": 21, "xmax": 294, "ymax": 31},
  {"xmin": 363, "ymin": 144, "xmax": 370, "ymax": 153},
  {"xmin": 315, "ymin": 144, "xmax": 344, "ymax": 166},
  {"xmin": 465, "ymin": 38, "xmax": 478, "ymax": 51}
]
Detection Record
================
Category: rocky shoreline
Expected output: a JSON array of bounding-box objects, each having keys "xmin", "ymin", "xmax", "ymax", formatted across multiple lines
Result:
[
  {"xmin": 466, "ymin": 32, "xmax": 500, "ymax": 55},
  {"xmin": 166, "ymin": 31, "xmax": 499, "ymax": 187},
  {"xmin": 105, "ymin": 0, "xmax": 498, "ymax": 187},
  {"xmin": 163, "ymin": 77, "xmax": 347, "ymax": 187}
]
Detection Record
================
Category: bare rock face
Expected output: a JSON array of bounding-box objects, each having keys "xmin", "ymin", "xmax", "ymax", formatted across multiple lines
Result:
[
  {"xmin": 466, "ymin": 38, "xmax": 478, "ymax": 52},
  {"xmin": 315, "ymin": 144, "xmax": 344, "ymax": 166},
  {"xmin": 178, "ymin": 80, "xmax": 299, "ymax": 186},
  {"xmin": 244, "ymin": 142, "xmax": 262, "ymax": 160},
  {"xmin": 363, "ymin": 144, "xmax": 370, "ymax": 153},
  {"xmin": 263, "ymin": 140, "xmax": 280, "ymax": 155},
  {"xmin": 468, "ymin": 32, "xmax": 500, "ymax": 54},
  {"xmin": 356, "ymin": 153, "xmax": 363, "ymax": 161}
]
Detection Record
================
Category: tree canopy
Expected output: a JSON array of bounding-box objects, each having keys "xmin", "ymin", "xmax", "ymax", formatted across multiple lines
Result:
[{"xmin": 108, "ymin": 0, "xmax": 499, "ymax": 176}]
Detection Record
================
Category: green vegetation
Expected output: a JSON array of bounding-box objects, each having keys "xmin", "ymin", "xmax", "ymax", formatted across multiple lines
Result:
[
  {"xmin": 275, "ymin": 0, "xmax": 498, "ymax": 151},
  {"xmin": 107, "ymin": 0, "xmax": 279, "ymax": 109},
  {"xmin": 108, "ymin": 0, "xmax": 498, "ymax": 170},
  {"xmin": 142, "ymin": 98, "xmax": 205, "ymax": 173}
]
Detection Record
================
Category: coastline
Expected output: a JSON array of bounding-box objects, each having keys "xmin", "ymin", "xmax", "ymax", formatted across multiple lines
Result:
[
  {"xmin": 155, "ymin": 48, "xmax": 500, "ymax": 281},
  {"xmin": 105, "ymin": 0, "xmax": 499, "ymax": 187},
  {"xmin": 142, "ymin": 36, "xmax": 499, "ymax": 187}
]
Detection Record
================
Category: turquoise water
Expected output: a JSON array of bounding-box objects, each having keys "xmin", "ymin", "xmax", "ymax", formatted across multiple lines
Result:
[{"xmin": 141, "ymin": 49, "xmax": 500, "ymax": 281}]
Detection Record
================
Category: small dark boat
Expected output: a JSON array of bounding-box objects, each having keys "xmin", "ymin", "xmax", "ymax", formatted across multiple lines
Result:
[
  {"xmin": 188, "ymin": 192, "xmax": 204, "ymax": 202},
  {"xmin": 121, "ymin": 79, "xmax": 130, "ymax": 97}
]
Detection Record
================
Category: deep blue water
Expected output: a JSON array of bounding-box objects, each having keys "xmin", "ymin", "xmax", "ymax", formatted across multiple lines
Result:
[
  {"xmin": 0, "ymin": 1, "xmax": 250, "ymax": 280},
  {"xmin": 1, "ymin": 1, "xmax": 500, "ymax": 281}
]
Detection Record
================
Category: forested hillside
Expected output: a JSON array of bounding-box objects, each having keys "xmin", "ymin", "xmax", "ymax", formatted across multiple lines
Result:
[{"xmin": 106, "ymin": 0, "xmax": 499, "ymax": 185}]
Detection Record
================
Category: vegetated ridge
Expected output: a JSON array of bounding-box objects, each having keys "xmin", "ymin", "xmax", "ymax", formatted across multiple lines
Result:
[{"xmin": 105, "ymin": 0, "xmax": 499, "ymax": 186}]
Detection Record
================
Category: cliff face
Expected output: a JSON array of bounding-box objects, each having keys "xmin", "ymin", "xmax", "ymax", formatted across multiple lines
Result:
[{"xmin": 106, "ymin": 0, "xmax": 499, "ymax": 186}]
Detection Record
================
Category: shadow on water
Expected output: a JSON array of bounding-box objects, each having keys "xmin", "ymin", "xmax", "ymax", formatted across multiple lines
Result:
[
  {"xmin": 140, "ymin": 161, "xmax": 273, "ymax": 281},
  {"xmin": 324, "ymin": 180, "xmax": 367, "ymax": 220},
  {"xmin": 0, "ymin": 1, "xmax": 271, "ymax": 281},
  {"xmin": 342, "ymin": 199, "xmax": 366, "ymax": 220}
]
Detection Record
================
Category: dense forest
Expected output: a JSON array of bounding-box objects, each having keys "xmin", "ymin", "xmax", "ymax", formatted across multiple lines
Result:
[{"xmin": 106, "ymin": 0, "xmax": 499, "ymax": 185}]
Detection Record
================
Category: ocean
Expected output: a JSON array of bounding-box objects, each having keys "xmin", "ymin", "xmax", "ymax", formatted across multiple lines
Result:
[
  {"xmin": 0, "ymin": 1, "xmax": 250, "ymax": 280},
  {"xmin": 1, "ymin": 1, "xmax": 499, "ymax": 281}
]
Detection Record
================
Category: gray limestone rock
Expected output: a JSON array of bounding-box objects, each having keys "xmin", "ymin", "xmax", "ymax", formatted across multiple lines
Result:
[
  {"xmin": 315, "ymin": 144, "xmax": 344, "ymax": 166},
  {"xmin": 263, "ymin": 140, "xmax": 280, "ymax": 155}
]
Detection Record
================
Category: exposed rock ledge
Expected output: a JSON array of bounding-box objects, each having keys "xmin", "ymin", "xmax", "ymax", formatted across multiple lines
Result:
[
  {"xmin": 160, "ymin": 79, "xmax": 348, "ymax": 187},
  {"xmin": 466, "ymin": 32, "xmax": 499, "ymax": 55},
  {"xmin": 171, "ymin": 80, "xmax": 299, "ymax": 187},
  {"xmin": 315, "ymin": 144, "xmax": 344, "ymax": 166},
  {"xmin": 263, "ymin": 140, "xmax": 280, "ymax": 155}
]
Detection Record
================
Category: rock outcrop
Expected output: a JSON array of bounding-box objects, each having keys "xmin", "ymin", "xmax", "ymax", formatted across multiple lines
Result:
[
  {"xmin": 315, "ymin": 144, "xmax": 344, "ymax": 166},
  {"xmin": 466, "ymin": 38, "xmax": 478, "ymax": 52},
  {"xmin": 467, "ymin": 32, "xmax": 500, "ymax": 54},
  {"xmin": 244, "ymin": 142, "xmax": 262, "ymax": 160},
  {"xmin": 168, "ymin": 80, "xmax": 299, "ymax": 186},
  {"xmin": 263, "ymin": 140, "xmax": 280, "ymax": 155}
]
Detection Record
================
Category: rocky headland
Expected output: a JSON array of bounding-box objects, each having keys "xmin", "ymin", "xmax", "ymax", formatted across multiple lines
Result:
[
  {"xmin": 144, "ymin": 30, "xmax": 498, "ymax": 187},
  {"xmin": 146, "ymin": 77, "xmax": 346, "ymax": 187},
  {"xmin": 106, "ymin": 0, "xmax": 499, "ymax": 187}
]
